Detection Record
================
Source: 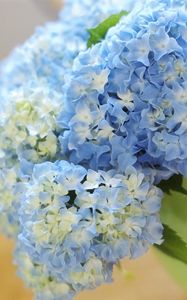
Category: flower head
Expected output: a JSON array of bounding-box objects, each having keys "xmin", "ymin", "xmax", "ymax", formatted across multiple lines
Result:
[
  {"xmin": 60, "ymin": 1, "xmax": 187, "ymax": 181},
  {"xmin": 0, "ymin": 0, "xmax": 135, "ymax": 239},
  {"xmin": 0, "ymin": 1, "xmax": 185, "ymax": 299},
  {"xmin": 18, "ymin": 161, "xmax": 163, "ymax": 298},
  {"xmin": 15, "ymin": 244, "xmax": 75, "ymax": 300}
]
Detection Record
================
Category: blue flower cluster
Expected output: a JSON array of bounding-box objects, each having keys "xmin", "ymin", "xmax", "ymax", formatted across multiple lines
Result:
[
  {"xmin": 18, "ymin": 160, "xmax": 162, "ymax": 299},
  {"xmin": 1, "ymin": 0, "xmax": 134, "ymax": 95},
  {"xmin": 60, "ymin": 0, "xmax": 187, "ymax": 182},
  {"xmin": 0, "ymin": 85, "xmax": 63, "ymax": 236},
  {"xmin": 15, "ymin": 243, "xmax": 75, "ymax": 300},
  {"xmin": 0, "ymin": 0, "xmax": 131, "ymax": 237},
  {"xmin": 0, "ymin": 0, "xmax": 186, "ymax": 299}
]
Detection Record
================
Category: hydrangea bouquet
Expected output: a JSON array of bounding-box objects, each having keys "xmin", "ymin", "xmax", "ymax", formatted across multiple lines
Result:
[{"xmin": 0, "ymin": 0, "xmax": 187, "ymax": 299}]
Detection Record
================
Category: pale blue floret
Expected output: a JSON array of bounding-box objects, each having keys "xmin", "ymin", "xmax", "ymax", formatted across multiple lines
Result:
[
  {"xmin": 149, "ymin": 27, "xmax": 182, "ymax": 60},
  {"xmin": 126, "ymin": 34, "xmax": 151, "ymax": 66}
]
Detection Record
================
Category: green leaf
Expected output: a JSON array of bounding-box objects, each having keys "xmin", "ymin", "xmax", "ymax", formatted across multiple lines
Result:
[
  {"xmin": 157, "ymin": 176, "xmax": 187, "ymax": 289},
  {"xmin": 156, "ymin": 249, "xmax": 187, "ymax": 290},
  {"xmin": 87, "ymin": 11, "xmax": 129, "ymax": 48},
  {"xmin": 158, "ymin": 174, "xmax": 187, "ymax": 195},
  {"xmin": 156, "ymin": 224, "xmax": 187, "ymax": 265},
  {"xmin": 160, "ymin": 176, "xmax": 187, "ymax": 243}
]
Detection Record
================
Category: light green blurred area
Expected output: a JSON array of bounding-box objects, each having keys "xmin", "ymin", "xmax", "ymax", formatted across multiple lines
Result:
[
  {"xmin": 157, "ymin": 250, "xmax": 187, "ymax": 291},
  {"xmin": 159, "ymin": 177, "xmax": 187, "ymax": 290}
]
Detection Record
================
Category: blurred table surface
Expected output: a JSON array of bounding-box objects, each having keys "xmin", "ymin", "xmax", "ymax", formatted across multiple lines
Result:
[{"xmin": 0, "ymin": 235, "xmax": 187, "ymax": 300}]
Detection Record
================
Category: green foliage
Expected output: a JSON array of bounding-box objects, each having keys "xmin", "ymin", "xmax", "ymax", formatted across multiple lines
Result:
[
  {"xmin": 156, "ymin": 176, "xmax": 187, "ymax": 289},
  {"xmin": 159, "ymin": 174, "xmax": 187, "ymax": 195},
  {"xmin": 87, "ymin": 11, "xmax": 129, "ymax": 48},
  {"xmin": 156, "ymin": 224, "xmax": 187, "ymax": 265},
  {"xmin": 160, "ymin": 176, "xmax": 187, "ymax": 244}
]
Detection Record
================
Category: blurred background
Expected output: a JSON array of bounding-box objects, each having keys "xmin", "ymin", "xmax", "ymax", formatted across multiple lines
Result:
[
  {"xmin": 0, "ymin": 1, "xmax": 187, "ymax": 300},
  {"xmin": 0, "ymin": 0, "xmax": 60, "ymax": 59}
]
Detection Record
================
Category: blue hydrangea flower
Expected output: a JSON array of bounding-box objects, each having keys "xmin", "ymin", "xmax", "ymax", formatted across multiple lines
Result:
[
  {"xmin": 0, "ymin": 0, "xmax": 134, "ymax": 237},
  {"xmin": 0, "ymin": 167, "xmax": 23, "ymax": 236},
  {"xmin": 1, "ymin": 0, "xmax": 186, "ymax": 299},
  {"xmin": 0, "ymin": 85, "xmax": 63, "ymax": 236},
  {"xmin": 59, "ymin": 0, "xmax": 187, "ymax": 182},
  {"xmin": 0, "ymin": 86, "xmax": 62, "ymax": 165},
  {"xmin": 18, "ymin": 160, "xmax": 163, "ymax": 299},
  {"xmin": 14, "ymin": 244, "xmax": 76, "ymax": 300}
]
